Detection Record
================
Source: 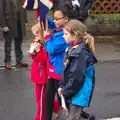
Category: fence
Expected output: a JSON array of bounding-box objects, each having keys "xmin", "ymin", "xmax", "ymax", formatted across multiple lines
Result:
[{"xmin": 90, "ymin": 0, "xmax": 120, "ymax": 14}]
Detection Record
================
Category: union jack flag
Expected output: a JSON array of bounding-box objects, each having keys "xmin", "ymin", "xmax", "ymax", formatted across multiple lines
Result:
[
  {"xmin": 23, "ymin": 0, "xmax": 38, "ymax": 9},
  {"xmin": 23, "ymin": 0, "xmax": 53, "ymax": 22},
  {"xmin": 38, "ymin": 0, "xmax": 53, "ymax": 21}
]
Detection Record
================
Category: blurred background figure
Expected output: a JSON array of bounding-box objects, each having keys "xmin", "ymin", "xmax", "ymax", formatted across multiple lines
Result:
[
  {"xmin": 53, "ymin": 0, "xmax": 92, "ymax": 22},
  {"xmin": 0, "ymin": 0, "xmax": 28, "ymax": 69}
]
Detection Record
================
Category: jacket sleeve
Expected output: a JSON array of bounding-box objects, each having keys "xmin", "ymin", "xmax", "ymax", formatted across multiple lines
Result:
[
  {"xmin": 0, "ymin": 0, "xmax": 7, "ymax": 27},
  {"xmin": 48, "ymin": 17, "xmax": 56, "ymax": 30},
  {"xmin": 34, "ymin": 49, "xmax": 48, "ymax": 65},
  {"xmin": 29, "ymin": 53, "xmax": 35, "ymax": 59},
  {"xmin": 85, "ymin": 0, "xmax": 92, "ymax": 9},
  {"xmin": 44, "ymin": 34, "xmax": 68, "ymax": 56},
  {"xmin": 62, "ymin": 52, "xmax": 87, "ymax": 98},
  {"xmin": 59, "ymin": 64, "xmax": 65, "ymax": 88}
]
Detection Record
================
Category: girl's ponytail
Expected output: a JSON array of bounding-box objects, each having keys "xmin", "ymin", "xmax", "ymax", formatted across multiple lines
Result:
[{"xmin": 83, "ymin": 33, "xmax": 96, "ymax": 54}]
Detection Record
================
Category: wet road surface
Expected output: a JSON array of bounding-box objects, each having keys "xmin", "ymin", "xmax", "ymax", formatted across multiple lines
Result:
[{"xmin": 0, "ymin": 63, "xmax": 120, "ymax": 120}]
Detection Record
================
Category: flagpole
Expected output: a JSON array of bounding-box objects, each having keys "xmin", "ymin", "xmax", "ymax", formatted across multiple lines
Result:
[
  {"xmin": 39, "ymin": 21, "xmax": 45, "ymax": 45},
  {"xmin": 45, "ymin": 15, "xmax": 48, "ymax": 32}
]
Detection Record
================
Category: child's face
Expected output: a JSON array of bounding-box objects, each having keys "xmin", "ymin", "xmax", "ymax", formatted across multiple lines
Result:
[
  {"xmin": 34, "ymin": 31, "xmax": 41, "ymax": 39},
  {"xmin": 54, "ymin": 10, "xmax": 69, "ymax": 28},
  {"xmin": 63, "ymin": 29, "xmax": 76, "ymax": 44},
  {"xmin": 32, "ymin": 24, "xmax": 43, "ymax": 40},
  {"xmin": 33, "ymin": 30, "xmax": 43, "ymax": 40}
]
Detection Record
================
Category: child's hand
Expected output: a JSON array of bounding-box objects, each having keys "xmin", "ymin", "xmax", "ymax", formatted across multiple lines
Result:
[
  {"xmin": 44, "ymin": 31, "xmax": 50, "ymax": 37},
  {"xmin": 30, "ymin": 43, "xmax": 34, "ymax": 47},
  {"xmin": 34, "ymin": 42, "xmax": 42, "ymax": 52},
  {"xmin": 58, "ymin": 88, "xmax": 62, "ymax": 97},
  {"xmin": 28, "ymin": 43, "xmax": 36, "ymax": 54}
]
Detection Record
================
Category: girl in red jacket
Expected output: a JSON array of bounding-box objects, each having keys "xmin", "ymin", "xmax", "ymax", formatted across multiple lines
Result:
[
  {"xmin": 29, "ymin": 23, "xmax": 47, "ymax": 120},
  {"xmin": 29, "ymin": 23, "xmax": 61, "ymax": 120}
]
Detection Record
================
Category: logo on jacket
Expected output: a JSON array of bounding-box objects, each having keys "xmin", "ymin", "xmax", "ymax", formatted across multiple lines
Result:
[
  {"xmin": 72, "ymin": 0, "xmax": 80, "ymax": 8},
  {"xmin": 49, "ymin": 68, "xmax": 54, "ymax": 72}
]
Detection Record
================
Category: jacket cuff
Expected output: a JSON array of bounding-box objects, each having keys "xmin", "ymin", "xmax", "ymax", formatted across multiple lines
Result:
[
  {"xmin": 59, "ymin": 85, "xmax": 63, "ymax": 88},
  {"xmin": 44, "ymin": 34, "xmax": 52, "ymax": 41}
]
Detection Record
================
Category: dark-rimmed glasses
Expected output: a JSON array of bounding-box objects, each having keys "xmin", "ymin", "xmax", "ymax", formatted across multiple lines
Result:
[{"xmin": 54, "ymin": 17, "xmax": 65, "ymax": 21}]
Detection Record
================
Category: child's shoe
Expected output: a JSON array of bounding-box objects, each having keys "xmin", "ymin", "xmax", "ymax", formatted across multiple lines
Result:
[{"xmin": 88, "ymin": 114, "xmax": 95, "ymax": 120}]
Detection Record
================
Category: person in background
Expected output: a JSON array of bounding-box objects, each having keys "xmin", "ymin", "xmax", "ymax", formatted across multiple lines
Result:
[
  {"xmin": 0, "ymin": 0, "xmax": 28, "ymax": 69},
  {"xmin": 55, "ymin": 0, "xmax": 93, "ymax": 22},
  {"xmin": 72, "ymin": 0, "xmax": 92, "ymax": 22}
]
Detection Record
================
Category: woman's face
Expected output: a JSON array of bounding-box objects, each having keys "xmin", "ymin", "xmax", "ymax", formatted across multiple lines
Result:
[
  {"xmin": 63, "ymin": 29, "xmax": 76, "ymax": 43},
  {"xmin": 54, "ymin": 10, "xmax": 69, "ymax": 28}
]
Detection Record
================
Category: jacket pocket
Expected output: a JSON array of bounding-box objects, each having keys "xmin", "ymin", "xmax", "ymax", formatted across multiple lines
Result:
[{"xmin": 31, "ymin": 62, "xmax": 42, "ymax": 82}]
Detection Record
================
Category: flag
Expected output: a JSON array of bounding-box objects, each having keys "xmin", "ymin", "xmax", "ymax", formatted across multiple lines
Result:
[
  {"xmin": 36, "ymin": 9, "xmax": 46, "ymax": 30},
  {"xmin": 23, "ymin": 0, "xmax": 53, "ymax": 21},
  {"xmin": 23, "ymin": 0, "xmax": 53, "ymax": 30},
  {"xmin": 38, "ymin": 0, "xmax": 53, "ymax": 21},
  {"xmin": 22, "ymin": 0, "xmax": 38, "ymax": 9}
]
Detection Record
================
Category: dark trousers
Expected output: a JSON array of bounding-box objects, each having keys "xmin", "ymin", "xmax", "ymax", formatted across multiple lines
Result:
[
  {"xmin": 45, "ymin": 78, "xmax": 61, "ymax": 120},
  {"xmin": 4, "ymin": 20, "xmax": 23, "ymax": 63},
  {"xmin": 67, "ymin": 104, "xmax": 83, "ymax": 120}
]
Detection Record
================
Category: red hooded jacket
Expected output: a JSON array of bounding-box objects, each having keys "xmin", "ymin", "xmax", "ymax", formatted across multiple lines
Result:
[{"xmin": 30, "ymin": 47, "xmax": 48, "ymax": 84}]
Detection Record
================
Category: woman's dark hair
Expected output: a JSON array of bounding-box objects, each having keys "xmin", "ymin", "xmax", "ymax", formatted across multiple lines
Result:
[{"xmin": 54, "ymin": 3, "xmax": 76, "ymax": 19}]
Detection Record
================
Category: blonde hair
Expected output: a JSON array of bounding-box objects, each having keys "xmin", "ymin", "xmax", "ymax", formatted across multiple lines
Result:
[
  {"xmin": 83, "ymin": 33, "xmax": 95, "ymax": 54},
  {"xmin": 31, "ymin": 22, "xmax": 44, "ymax": 44},
  {"xmin": 64, "ymin": 19, "xmax": 95, "ymax": 54},
  {"xmin": 31, "ymin": 22, "xmax": 43, "ymax": 35}
]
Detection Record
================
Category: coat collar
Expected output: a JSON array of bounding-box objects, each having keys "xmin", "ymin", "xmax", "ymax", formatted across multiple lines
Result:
[
  {"xmin": 69, "ymin": 42, "xmax": 97, "ymax": 64},
  {"xmin": 69, "ymin": 42, "xmax": 85, "ymax": 57}
]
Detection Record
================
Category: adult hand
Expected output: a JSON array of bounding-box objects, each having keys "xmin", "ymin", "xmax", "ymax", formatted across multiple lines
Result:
[
  {"xmin": 2, "ymin": 26, "xmax": 9, "ymax": 32},
  {"xmin": 34, "ymin": 42, "xmax": 42, "ymax": 52},
  {"xmin": 58, "ymin": 88, "xmax": 62, "ymax": 97}
]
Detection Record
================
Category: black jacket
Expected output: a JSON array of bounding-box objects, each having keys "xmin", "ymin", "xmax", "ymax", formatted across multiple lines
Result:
[
  {"xmin": 59, "ymin": 42, "xmax": 97, "ymax": 99},
  {"xmin": 72, "ymin": 0, "xmax": 93, "ymax": 21},
  {"xmin": 55, "ymin": 0, "xmax": 92, "ymax": 21}
]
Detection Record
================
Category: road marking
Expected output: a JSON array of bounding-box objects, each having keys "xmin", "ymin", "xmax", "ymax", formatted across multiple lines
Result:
[
  {"xmin": 0, "ymin": 67, "xmax": 16, "ymax": 70},
  {"xmin": 103, "ymin": 118, "xmax": 120, "ymax": 120}
]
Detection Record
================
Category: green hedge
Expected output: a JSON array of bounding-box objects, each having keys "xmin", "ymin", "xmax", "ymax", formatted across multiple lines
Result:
[{"xmin": 90, "ymin": 14, "xmax": 120, "ymax": 20}]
